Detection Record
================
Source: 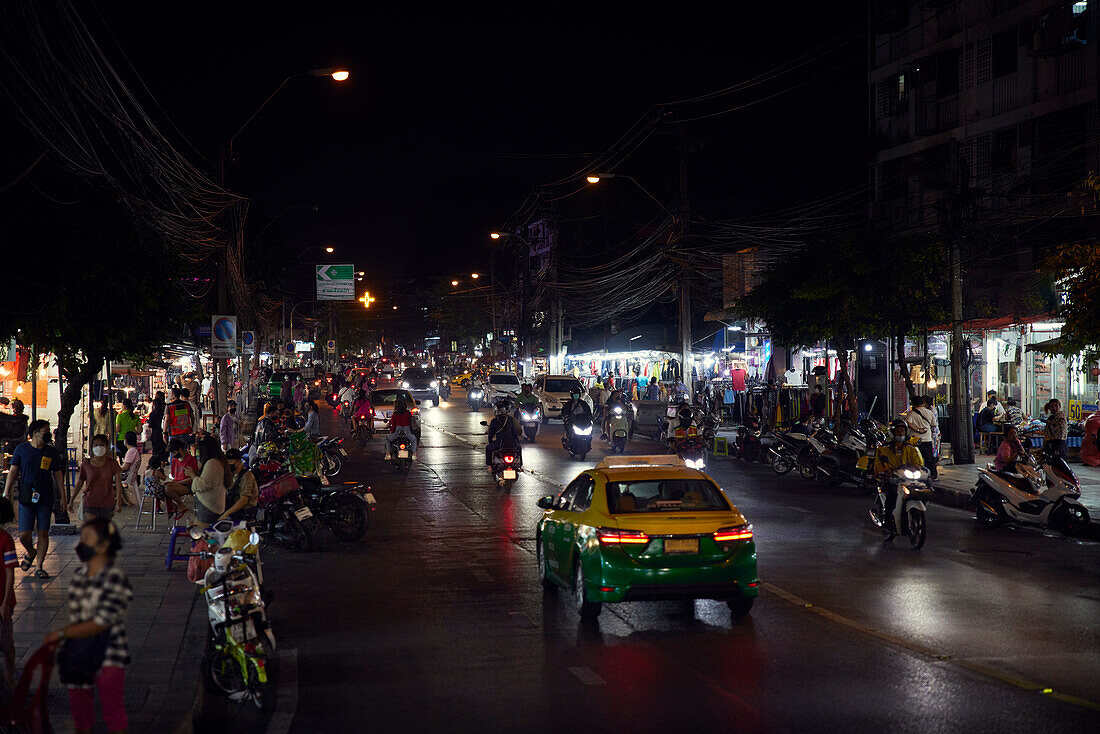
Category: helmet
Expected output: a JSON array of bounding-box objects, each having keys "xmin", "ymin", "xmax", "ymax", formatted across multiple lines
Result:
[
  {"xmin": 889, "ymin": 419, "xmax": 908, "ymax": 440},
  {"xmin": 495, "ymin": 399, "xmax": 510, "ymax": 413},
  {"xmin": 678, "ymin": 407, "xmax": 694, "ymax": 425}
]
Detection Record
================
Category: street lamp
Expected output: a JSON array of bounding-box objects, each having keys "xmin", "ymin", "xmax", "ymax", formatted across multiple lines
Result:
[
  {"xmin": 228, "ymin": 67, "xmax": 349, "ymax": 159},
  {"xmin": 471, "ymin": 273, "xmax": 479, "ymax": 279},
  {"xmin": 451, "ymin": 280, "xmax": 459, "ymax": 286},
  {"xmin": 325, "ymin": 246, "xmax": 334, "ymax": 253},
  {"xmin": 295, "ymin": 244, "xmax": 335, "ymax": 259}
]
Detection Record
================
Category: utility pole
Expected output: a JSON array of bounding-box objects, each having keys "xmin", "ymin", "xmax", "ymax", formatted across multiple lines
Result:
[
  {"xmin": 948, "ymin": 139, "xmax": 974, "ymax": 464},
  {"xmin": 678, "ymin": 138, "xmax": 693, "ymax": 399}
]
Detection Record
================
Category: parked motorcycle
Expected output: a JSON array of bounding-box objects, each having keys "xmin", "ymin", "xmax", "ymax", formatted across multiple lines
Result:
[
  {"xmin": 735, "ymin": 415, "xmax": 765, "ymax": 463},
  {"xmin": 297, "ymin": 478, "xmax": 375, "ymax": 541},
  {"xmin": 868, "ymin": 464, "xmax": 932, "ymax": 548},
  {"xmin": 972, "ymin": 446, "xmax": 1090, "ymax": 536},
  {"xmin": 562, "ymin": 413, "xmax": 594, "ymax": 460},
  {"xmin": 516, "ymin": 405, "xmax": 541, "ymax": 442},
  {"xmin": 314, "ymin": 435, "xmax": 347, "ymax": 477},
  {"xmin": 769, "ymin": 424, "xmax": 812, "ymax": 474},
  {"xmin": 606, "ymin": 404, "xmax": 630, "ymax": 453},
  {"xmin": 191, "ymin": 526, "xmax": 274, "ymax": 710},
  {"xmin": 814, "ymin": 425, "xmax": 880, "ymax": 490},
  {"xmin": 796, "ymin": 422, "xmax": 835, "ymax": 479},
  {"xmin": 248, "ymin": 465, "xmax": 320, "ymax": 551}
]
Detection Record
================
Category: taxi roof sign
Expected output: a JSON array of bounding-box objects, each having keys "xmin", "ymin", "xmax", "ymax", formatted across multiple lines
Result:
[{"xmin": 595, "ymin": 455, "xmax": 687, "ymax": 470}]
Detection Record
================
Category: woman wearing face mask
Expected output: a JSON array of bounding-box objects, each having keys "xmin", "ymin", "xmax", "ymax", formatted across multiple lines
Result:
[
  {"xmin": 187, "ymin": 437, "xmax": 230, "ymax": 525},
  {"xmin": 44, "ymin": 519, "xmax": 132, "ymax": 734},
  {"xmin": 70, "ymin": 435, "xmax": 124, "ymax": 522}
]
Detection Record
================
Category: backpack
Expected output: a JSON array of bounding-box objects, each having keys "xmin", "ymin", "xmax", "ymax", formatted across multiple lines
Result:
[{"xmin": 166, "ymin": 402, "xmax": 192, "ymax": 435}]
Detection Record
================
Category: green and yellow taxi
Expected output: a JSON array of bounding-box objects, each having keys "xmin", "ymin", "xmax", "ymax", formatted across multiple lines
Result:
[{"xmin": 535, "ymin": 455, "xmax": 758, "ymax": 619}]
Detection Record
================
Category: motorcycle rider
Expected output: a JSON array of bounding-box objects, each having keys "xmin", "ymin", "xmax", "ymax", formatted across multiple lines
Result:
[
  {"xmin": 873, "ymin": 419, "xmax": 925, "ymax": 536},
  {"xmin": 486, "ymin": 399, "xmax": 522, "ymax": 472},
  {"xmin": 668, "ymin": 406, "xmax": 700, "ymax": 452},
  {"xmin": 383, "ymin": 398, "xmax": 417, "ymax": 461},
  {"xmin": 602, "ymin": 388, "xmax": 630, "ymax": 440},
  {"xmin": 561, "ymin": 389, "xmax": 593, "ymax": 437},
  {"xmin": 351, "ymin": 388, "xmax": 373, "ymax": 434}
]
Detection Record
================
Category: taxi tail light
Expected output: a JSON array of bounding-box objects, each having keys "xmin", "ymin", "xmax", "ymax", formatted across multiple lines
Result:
[
  {"xmin": 598, "ymin": 527, "xmax": 650, "ymax": 545},
  {"xmin": 713, "ymin": 524, "xmax": 753, "ymax": 543}
]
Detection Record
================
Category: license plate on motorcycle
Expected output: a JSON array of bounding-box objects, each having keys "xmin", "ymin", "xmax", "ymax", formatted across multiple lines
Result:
[
  {"xmin": 503, "ymin": 469, "xmax": 517, "ymax": 480},
  {"xmin": 294, "ymin": 507, "xmax": 313, "ymax": 521},
  {"xmin": 339, "ymin": 448, "xmax": 347, "ymax": 456},
  {"xmin": 362, "ymin": 492, "xmax": 377, "ymax": 504},
  {"xmin": 664, "ymin": 538, "xmax": 698, "ymax": 554},
  {"xmin": 397, "ymin": 449, "xmax": 409, "ymax": 458}
]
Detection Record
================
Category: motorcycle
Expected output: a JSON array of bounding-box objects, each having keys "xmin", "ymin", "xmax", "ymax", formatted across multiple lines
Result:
[
  {"xmin": 562, "ymin": 413, "xmax": 594, "ymax": 460},
  {"xmin": 814, "ymin": 425, "xmax": 881, "ymax": 490},
  {"xmin": 516, "ymin": 405, "xmax": 541, "ymax": 442},
  {"xmin": 606, "ymin": 404, "xmax": 630, "ymax": 453},
  {"xmin": 339, "ymin": 399, "xmax": 353, "ymax": 426},
  {"xmin": 191, "ymin": 526, "xmax": 274, "ymax": 710},
  {"xmin": 438, "ymin": 379, "xmax": 452, "ymax": 401},
  {"xmin": 796, "ymin": 422, "xmax": 835, "ymax": 480},
  {"xmin": 314, "ymin": 435, "xmax": 347, "ymax": 477},
  {"xmin": 467, "ymin": 387, "xmax": 485, "ymax": 411},
  {"xmin": 491, "ymin": 446, "xmax": 522, "ymax": 492},
  {"xmin": 674, "ymin": 436, "xmax": 708, "ymax": 470},
  {"xmin": 972, "ymin": 446, "xmax": 1090, "ymax": 536},
  {"xmin": 769, "ymin": 424, "xmax": 812, "ymax": 475},
  {"xmin": 246, "ymin": 457, "xmax": 321, "ymax": 551},
  {"xmin": 735, "ymin": 415, "xmax": 765, "ymax": 463},
  {"xmin": 390, "ymin": 433, "xmax": 414, "ymax": 473},
  {"xmin": 297, "ymin": 478, "xmax": 375, "ymax": 541},
  {"xmin": 868, "ymin": 464, "xmax": 932, "ymax": 548}
]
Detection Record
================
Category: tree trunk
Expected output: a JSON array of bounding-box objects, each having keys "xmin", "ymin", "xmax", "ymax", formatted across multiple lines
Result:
[
  {"xmin": 895, "ymin": 328, "xmax": 917, "ymax": 407},
  {"xmin": 54, "ymin": 353, "xmax": 104, "ymax": 513}
]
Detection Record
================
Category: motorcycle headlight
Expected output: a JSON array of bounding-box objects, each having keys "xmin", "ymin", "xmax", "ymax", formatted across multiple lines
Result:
[
  {"xmin": 522, "ymin": 412, "xmax": 533, "ymax": 421},
  {"xmin": 402, "ymin": 381, "xmax": 410, "ymax": 389},
  {"xmin": 613, "ymin": 406, "xmax": 623, "ymax": 415},
  {"xmin": 572, "ymin": 424, "xmax": 592, "ymax": 436},
  {"xmin": 903, "ymin": 469, "xmax": 920, "ymax": 480},
  {"xmin": 430, "ymin": 380, "xmax": 438, "ymax": 388},
  {"xmin": 686, "ymin": 458, "xmax": 706, "ymax": 469}
]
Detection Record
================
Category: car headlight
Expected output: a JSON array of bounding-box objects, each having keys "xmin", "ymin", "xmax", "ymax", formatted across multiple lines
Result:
[
  {"xmin": 430, "ymin": 380, "xmax": 438, "ymax": 387},
  {"xmin": 572, "ymin": 424, "xmax": 593, "ymax": 436},
  {"xmin": 402, "ymin": 381, "xmax": 410, "ymax": 389}
]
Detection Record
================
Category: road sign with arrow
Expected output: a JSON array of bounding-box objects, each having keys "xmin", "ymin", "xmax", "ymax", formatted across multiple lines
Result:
[{"xmin": 315, "ymin": 264, "xmax": 355, "ymax": 301}]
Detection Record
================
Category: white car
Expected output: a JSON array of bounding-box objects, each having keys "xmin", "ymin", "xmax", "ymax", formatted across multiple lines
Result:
[
  {"xmin": 533, "ymin": 375, "xmax": 593, "ymax": 421},
  {"xmin": 484, "ymin": 372, "xmax": 522, "ymax": 403}
]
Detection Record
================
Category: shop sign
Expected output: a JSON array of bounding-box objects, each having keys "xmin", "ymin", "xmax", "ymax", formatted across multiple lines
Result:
[
  {"xmin": 211, "ymin": 315, "xmax": 237, "ymax": 358},
  {"xmin": 1067, "ymin": 400, "xmax": 1082, "ymax": 421}
]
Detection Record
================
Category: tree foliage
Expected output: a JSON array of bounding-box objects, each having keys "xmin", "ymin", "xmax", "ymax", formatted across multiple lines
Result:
[
  {"xmin": 734, "ymin": 229, "xmax": 949, "ymax": 417},
  {"xmin": 1049, "ymin": 173, "xmax": 1100, "ymax": 358}
]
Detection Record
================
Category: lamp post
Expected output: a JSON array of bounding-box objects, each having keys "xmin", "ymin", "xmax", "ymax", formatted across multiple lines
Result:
[
  {"xmin": 585, "ymin": 172, "xmax": 691, "ymax": 398},
  {"xmin": 488, "ymin": 232, "xmax": 537, "ymax": 374}
]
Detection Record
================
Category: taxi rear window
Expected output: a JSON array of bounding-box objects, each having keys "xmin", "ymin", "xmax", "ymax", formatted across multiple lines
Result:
[{"xmin": 606, "ymin": 480, "xmax": 730, "ymax": 513}]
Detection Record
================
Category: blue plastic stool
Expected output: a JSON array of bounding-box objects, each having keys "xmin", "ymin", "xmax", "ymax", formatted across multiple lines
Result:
[{"xmin": 165, "ymin": 526, "xmax": 191, "ymax": 570}]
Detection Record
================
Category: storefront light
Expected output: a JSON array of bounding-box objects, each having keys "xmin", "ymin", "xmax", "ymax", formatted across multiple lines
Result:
[{"xmin": 1031, "ymin": 322, "xmax": 1065, "ymax": 331}]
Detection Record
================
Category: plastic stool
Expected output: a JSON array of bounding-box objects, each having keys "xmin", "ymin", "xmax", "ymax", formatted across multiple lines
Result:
[
  {"xmin": 134, "ymin": 490, "xmax": 162, "ymax": 531},
  {"xmin": 165, "ymin": 526, "xmax": 191, "ymax": 570},
  {"xmin": 712, "ymin": 436, "xmax": 728, "ymax": 457}
]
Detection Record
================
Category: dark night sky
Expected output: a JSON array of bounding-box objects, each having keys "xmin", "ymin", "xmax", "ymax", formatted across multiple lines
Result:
[{"xmin": 14, "ymin": 3, "xmax": 868, "ymax": 297}]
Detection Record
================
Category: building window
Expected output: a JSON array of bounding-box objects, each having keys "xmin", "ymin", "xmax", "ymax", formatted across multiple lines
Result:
[
  {"xmin": 976, "ymin": 37, "xmax": 992, "ymax": 84},
  {"xmin": 991, "ymin": 128, "xmax": 1018, "ymax": 173},
  {"xmin": 992, "ymin": 28, "xmax": 1018, "ymax": 77},
  {"xmin": 938, "ymin": 48, "xmax": 961, "ymax": 96}
]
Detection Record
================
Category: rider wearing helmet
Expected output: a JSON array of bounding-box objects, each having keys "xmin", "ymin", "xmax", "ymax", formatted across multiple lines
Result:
[
  {"xmin": 668, "ymin": 405, "xmax": 700, "ymax": 449},
  {"xmin": 486, "ymin": 399, "xmax": 522, "ymax": 470},
  {"xmin": 874, "ymin": 418, "xmax": 924, "ymax": 535},
  {"xmin": 383, "ymin": 398, "xmax": 417, "ymax": 461},
  {"xmin": 561, "ymin": 388, "xmax": 593, "ymax": 437}
]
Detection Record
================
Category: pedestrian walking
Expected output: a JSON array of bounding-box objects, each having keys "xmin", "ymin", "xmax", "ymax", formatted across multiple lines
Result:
[
  {"xmin": 119, "ymin": 431, "xmax": 141, "ymax": 507},
  {"xmin": 164, "ymin": 387, "xmax": 193, "ymax": 447},
  {"xmin": 91, "ymin": 400, "xmax": 115, "ymax": 451},
  {"xmin": 70, "ymin": 434, "xmax": 124, "ymax": 522},
  {"xmin": 2, "ymin": 420, "xmax": 63, "ymax": 579},
  {"xmin": 114, "ymin": 398, "xmax": 140, "ymax": 457},
  {"xmin": 44, "ymin": 519, "xmax": 132, "ymax": 734},
  {"xmin": 147, "ymin": 391, "xmax": 166, "ymax": 458},
  {"xmin": 0, "ymin": 497, "xmax": 17, "ymax": 692},
  {"xmin": 1043, "ymin": 399, "xmax": 1069, "ymax": 459},
  {"xmin": 292, "ymin": 378, "xmax": 306, "ymax": 412},
  {"xmin": 219, "ymin": 400, "xmax": 239, "ymax": 452}
]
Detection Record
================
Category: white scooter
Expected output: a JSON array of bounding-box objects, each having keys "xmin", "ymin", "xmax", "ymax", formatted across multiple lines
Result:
[
  {"xmin": 868, "ymin": 464, "xmax": 932, "ymax": 548},
  {"xmin": 516, "ymin": 405, "xmax": 541, "ymax": 442},
  {"xmin": 972, "ymin": 447, "xmax": 1090, "ymax": 536}
]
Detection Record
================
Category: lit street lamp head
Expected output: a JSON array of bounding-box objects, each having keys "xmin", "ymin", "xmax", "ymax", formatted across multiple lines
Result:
[
  {"xmin": 311, "ymin": 67, "xmax": 350, "ymax": 81},
  {"xmin": 471, "ymin": 273, "xmax": 479, "ymax": 279},
  {"xmin": 586, "ymin": 176, "xmax": 601, "ymax": 184},
  {"xmin": 490, "ymin": 232, "xmax": 501, "ymax": 239},
  {"xmin": 451, "ymin": 280, "xmax": 459, "ymax": 286},
  {"xmin": 331, "ymin": 70, "xmax": 350, "ymax": 81},
  {"xmin": 325, "ymin": 246, "xmax": 334, "ymax": 253}
]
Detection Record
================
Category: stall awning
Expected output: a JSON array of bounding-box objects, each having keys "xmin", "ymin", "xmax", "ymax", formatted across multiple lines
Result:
[
  {"xmin": 110, "ymin": 365, "xmax": 158, "ymax": 377},
  {"xmin": 1025, "ymin": 336, "xmax": 1064, "ymax": 354},
  {"xmin": 928, "ymin": 313, "xmax": 1053, "ymax": 332}
]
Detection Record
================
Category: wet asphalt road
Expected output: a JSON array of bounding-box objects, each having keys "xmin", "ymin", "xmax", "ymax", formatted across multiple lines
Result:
[{"xmin": 258, "ymin": 389, "xmax": 1100, "ymax": 733}]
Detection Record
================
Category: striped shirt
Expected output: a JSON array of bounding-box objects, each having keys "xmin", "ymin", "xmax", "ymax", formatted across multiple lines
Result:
[
  {"xmin": 1, "ymin": 530, "xmax": 17, "ymax": 609},
  {"xmin": 67, "ymin": 562, "xmax": 133, "ymax": 679}
]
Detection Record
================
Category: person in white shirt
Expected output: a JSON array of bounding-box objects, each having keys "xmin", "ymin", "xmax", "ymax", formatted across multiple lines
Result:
[{"xmin": 906, "ymin": 396, "xmax": 939, "ymax": 479}]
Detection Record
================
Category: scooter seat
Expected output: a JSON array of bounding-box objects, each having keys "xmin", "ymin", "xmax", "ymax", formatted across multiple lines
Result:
[{"xmin": 991, "ymin": 470, "xmax": 1039, "ymax": 495}]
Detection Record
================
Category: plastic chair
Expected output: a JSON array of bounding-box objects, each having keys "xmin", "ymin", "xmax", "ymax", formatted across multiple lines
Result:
[{"xmin": 0, "ymin": 644, "xmax": 55, "ymax": 734}]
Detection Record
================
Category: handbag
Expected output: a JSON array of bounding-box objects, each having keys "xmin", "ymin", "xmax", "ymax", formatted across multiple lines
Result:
[{"xmin": 56, "ymin": 631, "xmax": 110, "ymax": 686}]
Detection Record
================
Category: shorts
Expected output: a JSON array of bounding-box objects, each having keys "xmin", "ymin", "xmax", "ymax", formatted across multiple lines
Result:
[
  {"xmin": 83, "ymin": 506, "xmax": 114, "ymax": 522},
  {"xmin": 18, "ymin": 501, "xmax": 52, "ymax": 533}
]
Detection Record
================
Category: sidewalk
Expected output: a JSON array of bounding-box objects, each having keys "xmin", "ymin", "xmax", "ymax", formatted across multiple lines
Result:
[
  {"xmin": 4, "ymin": 500, "xmax": 204, "ymax": 732},
  {"xmin": 932, "ymin": 456, "xmax": 1100, "ymax": 519}
]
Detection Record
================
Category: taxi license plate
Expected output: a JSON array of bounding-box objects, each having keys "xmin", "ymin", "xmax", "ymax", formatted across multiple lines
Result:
[
  {"xmin": 665, "ymin": 538, "xmax": 699, "ymax": 554},
  {"xmin": 294, "ymin": 507, "xmax": 313, "ymax": 521},
  {"xmin": 397, "ymin": 450, "xmax": 409, "ymax": 458},
  {"xmin": 503, "ymin": 469, "xmax": 517, "ymax": 480},
  {"xmin": 338, "ymin": 448, "xmax": 348, "ymax": 457}
]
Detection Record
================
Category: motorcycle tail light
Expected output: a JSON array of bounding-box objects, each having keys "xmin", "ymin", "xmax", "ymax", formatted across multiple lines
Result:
[{"xmin": 503, "ymin": 453, "xmax": 515, "ymax": 464}]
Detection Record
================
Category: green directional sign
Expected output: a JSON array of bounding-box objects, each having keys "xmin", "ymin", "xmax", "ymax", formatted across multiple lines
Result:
[{"xmin": 316, "ymin": 263, "xmax": 355, "ymax": 301}]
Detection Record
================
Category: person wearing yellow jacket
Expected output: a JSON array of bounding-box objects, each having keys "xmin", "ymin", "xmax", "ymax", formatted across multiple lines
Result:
[{"xmin": 874, "ymin": 419, "xmax": 925, "ymax": 536}]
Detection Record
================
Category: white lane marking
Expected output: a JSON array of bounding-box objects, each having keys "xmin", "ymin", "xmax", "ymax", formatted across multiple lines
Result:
[
  {"xmin": 569, "ymin": 666, "xmax": 605, "ymax": 685},
  {"xmin": 473, "ymin": 570, "xmax": 493, "ymax": 583},
  {"xmin": 266, "ymin": 648, "xmax": 299, "ymax": 733}
]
